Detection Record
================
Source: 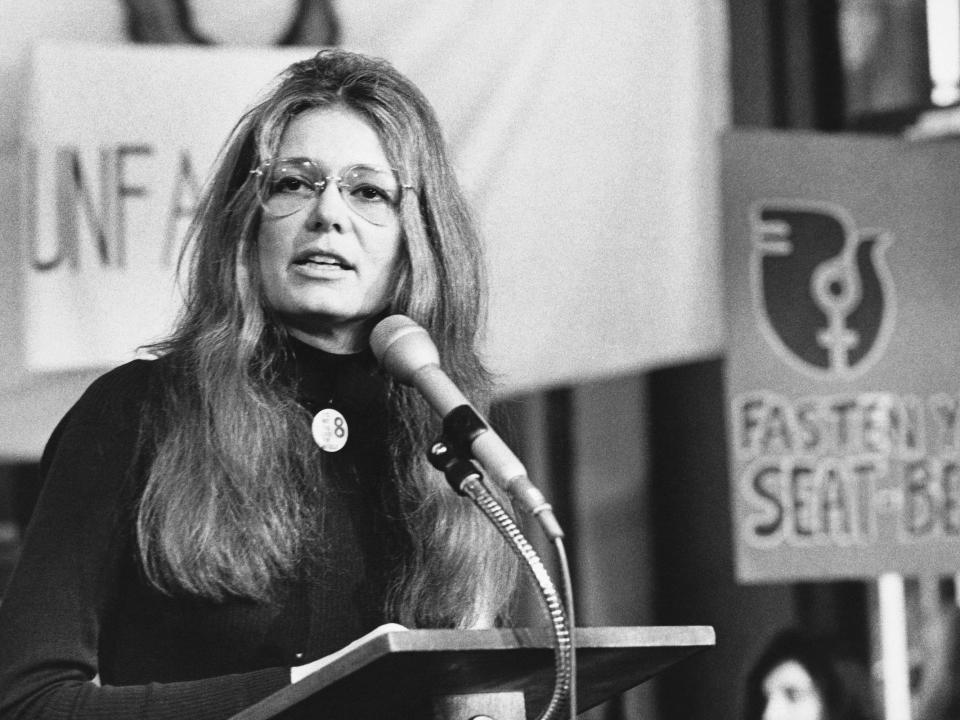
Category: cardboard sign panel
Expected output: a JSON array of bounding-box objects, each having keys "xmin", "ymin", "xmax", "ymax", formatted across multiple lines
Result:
[{"xmin": 723, "ymin": 129, "xmax": 960, "ymax": 583}]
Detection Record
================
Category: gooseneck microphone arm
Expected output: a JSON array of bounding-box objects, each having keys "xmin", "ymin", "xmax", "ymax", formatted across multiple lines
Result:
[
  {"xmin": 371, "ymin": 314, "xmax": 577, "ymax": 720},
  {"xmin": 369, "ymin": 314, "xmax": 564, "ymax": 540}
]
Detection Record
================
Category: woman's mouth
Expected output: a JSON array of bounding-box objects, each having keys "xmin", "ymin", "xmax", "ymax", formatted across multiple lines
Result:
[{"xmin": 292, "ymin": 250, "xmax": 354, "ymax": 272}]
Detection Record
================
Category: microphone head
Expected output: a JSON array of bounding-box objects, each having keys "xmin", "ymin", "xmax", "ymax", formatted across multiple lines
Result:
[{"xmin": 370, "ymin": 315, "xmax": 440, "ymax": 384}]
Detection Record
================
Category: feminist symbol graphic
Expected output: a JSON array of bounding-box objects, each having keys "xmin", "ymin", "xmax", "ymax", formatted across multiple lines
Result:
[{"xmin": 749, "ymin": 199, "xmax": 895, "ymax": 380}]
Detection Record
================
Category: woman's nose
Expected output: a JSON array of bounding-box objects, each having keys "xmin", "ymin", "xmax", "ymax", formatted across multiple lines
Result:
[{"xmin": 306, "ymin": 180, "xmax": 349, "ymax": 231}]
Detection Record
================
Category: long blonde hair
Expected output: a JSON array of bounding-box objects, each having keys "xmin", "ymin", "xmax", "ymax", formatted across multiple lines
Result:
[{"xmin": 137, "ymin": 49, "xmax": 518, "ymax": 628}]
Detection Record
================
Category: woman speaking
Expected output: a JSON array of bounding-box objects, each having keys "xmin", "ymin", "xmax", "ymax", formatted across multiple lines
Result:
[{"xmin": 0, "ymin": 48, "xmax": 518, "ymax": 719}]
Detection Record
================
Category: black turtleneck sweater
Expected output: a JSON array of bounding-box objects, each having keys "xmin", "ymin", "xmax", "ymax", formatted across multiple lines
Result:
[{"xmin": 0, "ymin": 340, "xmax": 398, "ymax": 720}]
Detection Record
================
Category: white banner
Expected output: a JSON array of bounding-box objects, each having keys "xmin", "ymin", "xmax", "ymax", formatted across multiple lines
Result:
[{"xmin": 18, "ymin": 1, "xmax": 728, "ymax": 394}]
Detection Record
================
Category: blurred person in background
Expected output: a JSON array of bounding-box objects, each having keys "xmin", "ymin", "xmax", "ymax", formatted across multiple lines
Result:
[{"xmin": 744, "ymin": 628, "xmax": 876, "ymax": 720}]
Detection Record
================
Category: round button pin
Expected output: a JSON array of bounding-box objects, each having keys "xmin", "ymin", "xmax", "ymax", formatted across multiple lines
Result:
[{"xmin": 312, "ymin": 408, "xmax": 348, "ymax": 452}]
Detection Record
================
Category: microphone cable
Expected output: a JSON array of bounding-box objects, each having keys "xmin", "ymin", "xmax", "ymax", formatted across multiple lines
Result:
[
  {"xmin": 458, "ymin": 473, "xmax": 576, "ymax": 720},
  {"xmin": 554, "ymin": 536, "xmax": 577, "ymax": 720}
]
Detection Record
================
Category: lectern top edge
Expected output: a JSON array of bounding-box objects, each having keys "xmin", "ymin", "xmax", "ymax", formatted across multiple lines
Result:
[
  {"xmin": 228, "ymin": 625, "xmax": 716, "ymax": 720},
  {"xmin": 380, "ymin": 625, "xmax": 717, "ymax": 653}
]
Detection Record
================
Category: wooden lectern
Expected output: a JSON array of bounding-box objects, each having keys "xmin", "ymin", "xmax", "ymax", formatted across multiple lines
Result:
[{"xmin": 228, "ymin": 625, "xmax": 715, "ymax": 720}]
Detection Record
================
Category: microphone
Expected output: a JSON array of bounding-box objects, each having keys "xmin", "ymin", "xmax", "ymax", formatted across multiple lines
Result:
[{"xmin": 370, "ymin": 314, "xmax": 563, "ymax": 540}]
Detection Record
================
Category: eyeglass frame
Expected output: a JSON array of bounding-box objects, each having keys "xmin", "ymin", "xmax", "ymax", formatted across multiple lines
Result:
[{"xmin": 249, "ymin": 157, "xmax": 415, "ymax": 226}]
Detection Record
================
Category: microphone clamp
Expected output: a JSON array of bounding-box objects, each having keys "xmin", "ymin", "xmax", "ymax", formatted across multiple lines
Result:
[
  {"xmin": 441, "ymin": 405, "xmax": 490, "ymax": 460},
  {"xmin": 431, "ymin": 404, "xmax": 564, "ymax": 539}
]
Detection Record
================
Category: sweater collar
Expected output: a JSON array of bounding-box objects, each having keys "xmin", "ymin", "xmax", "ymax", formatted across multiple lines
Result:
[{"xmin": 282, "ymin": 335, "xmax": 385, "ymax": 415}]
